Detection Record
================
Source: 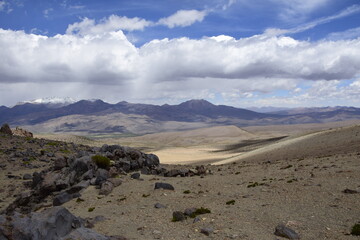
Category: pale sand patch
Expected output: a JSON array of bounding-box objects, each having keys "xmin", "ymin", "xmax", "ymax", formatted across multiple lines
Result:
[{"xmin": 153, "ymin": 146, "xmax": 237, "ymax": 165}]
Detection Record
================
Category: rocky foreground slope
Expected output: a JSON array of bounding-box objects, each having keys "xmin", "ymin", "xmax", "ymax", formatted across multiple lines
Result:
[{"xmin": 0, "ymin": 124, "xmax": 360, "ymax": 239}]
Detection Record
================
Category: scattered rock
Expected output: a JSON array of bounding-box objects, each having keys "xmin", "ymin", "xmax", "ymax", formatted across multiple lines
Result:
[
  {"xmin": 184, "ymin": 208, "xmax": 197, "ymax": 217},
  {"xmin": 131, "ymin": 172, "xmax": 141, "ymax": 179},
  {"xmin": 154, "ymin": 203, "xmax": 167, "ymax": 209},
  {"xmin": 274, "ymin": 224, "xmax": 300, "ymax": 239},
  {"xmin": 193, "ymin": 217, "xmax": 201, "ymax": 223},
  {"xmin": 108, "ymin": 178, "xmax": 122, "ymax": 187},
  {"xmin": 342, "ymin": 188, "xmax": 359, "ymax": 194},
  {"xmin": 99, "ymin": 181, "xmax": 114, "ymax": 195},
  {"xmin": 154, "ymin": 182, "xmax": 175, "ymax": 190},
  {"xmin": 200, "ymin": 227, "xmax": 214, "ymax": 236},
  {"xmin": 22, "ymin": 173, "xmax": 32, "ymax": 180}
]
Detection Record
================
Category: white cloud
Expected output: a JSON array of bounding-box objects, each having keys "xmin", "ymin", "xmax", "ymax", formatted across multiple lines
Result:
[
  {"xmin": 264, "ymin": 4, "xmax": 360, "ymax": 36},
  {"xmin": 276, "ymin": 0, "xmax": 330, "ymax": 22},
  {"xmin": 157, "ymin": 10, "xmax": 207, "ymax": 28},
  {"xmin": 43, "ymin": 8, "xmax": 53, "ymax": 18},
  {"xmin": 0, "ymin": 0, "xmax": 12, "ymax": 13},
  {"xmin": 327, "ymin": 27, "xmax": 360, "ymax": 40},
  {"xmin": 66, "ymin": 15, "xmax": 153, "ymax": 35},
  {"xmin": 0, "ymin": 1, "xmax": 5, "ymax": 11},
  {"xmin": 1, "ymin": 27, "xmax": 360, "ymax": 106}
]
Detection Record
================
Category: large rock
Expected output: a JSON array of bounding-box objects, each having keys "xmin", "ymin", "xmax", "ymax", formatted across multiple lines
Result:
[
  {"xmin": 53, "ymin": 191, "xmax": 80, "ymax": 206},
  {"xmin": 0, "ymin": 123, "xmax": 12, "ymax": 135},
  {"xmin": 0, "ymin": 207, "xmax": 111, "ymax": 240},
  {"xmin": 12, "ymin": 127, "xmax": 33, "ymax": 138}
]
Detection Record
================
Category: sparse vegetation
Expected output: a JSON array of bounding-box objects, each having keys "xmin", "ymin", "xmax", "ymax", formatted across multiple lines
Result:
[
  {"xmin": 351, "ymin": 223, "xmax": 360, "ymax": 236},
  {"xmin": 189, "ymin": 207, "xmax": 211, "ymax": 218},
  {"xmin": 76, "ymin": 198, "xmax": 84, "ymax": 203},
  {"xmin": 142, "ymin": 194, "xmax": 150, "ymax": 198},
  {"xmin": 247, "ymin": 182, "xmax": 265, "ymax": 188},
  {"xmin": 88, "ymin": 207, "xmax": 95, "ymax": 212},
  {"xmin": 281, "ymin": 164, "xmax": 293, "ymax": 169},
  {"xmin": 92, "ymin": 155, "xmax": 111, "ymax": 169},
  {"xmin": 183, "ymin": 190, "xmax": 191, "ymax": 194},
  {"xmin": 226, "ymin": 200, "xmax": 235, "ymax": 205},
  {"xmin": 60, "ymin": 149, "xmax": 71, "ymax": 154},
  {"xmin": 46, "ymin": 141, "xmax": 59, "ymax": 146}
]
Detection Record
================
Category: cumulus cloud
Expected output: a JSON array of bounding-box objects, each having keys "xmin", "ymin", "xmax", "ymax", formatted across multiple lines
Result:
[
  {"xmin": 66, "ymin": 15, "xmax": 153, "ymax": 35},
  {"xmin": 1, "ymin": 27, "xmax": 360, "ymax": 106},
  {"xmin": 157, "ymin": 10, "xmax": 207, "ymax": 28}
]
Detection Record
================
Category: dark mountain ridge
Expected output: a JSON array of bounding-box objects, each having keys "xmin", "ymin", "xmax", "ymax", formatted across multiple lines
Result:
[{"xmin": 1, "ymin": 99, "xmax": 360, "ymax": 134}]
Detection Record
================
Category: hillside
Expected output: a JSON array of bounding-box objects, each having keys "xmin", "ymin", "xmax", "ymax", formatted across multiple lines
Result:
[{"xmin": 1, "ymin": 124, "xmax": 359, "ymax": 239}]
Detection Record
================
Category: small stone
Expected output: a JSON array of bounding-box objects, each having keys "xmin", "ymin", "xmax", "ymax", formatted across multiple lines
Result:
[
  {"xmin": 172, "ymin": 211, "xmax": 186, "ymax": 222},
  {"xmin": 131, "ymin": 172, "xmax": 140, "ymax": 179},
  {"xmin": 152, "ymin": 230, "xmax": 162, "ymax": 239},
  {"xmin": 184, "ymin": 208, "xmax": 197, "ymax": 217},
  {"xmin": 342, "ymin": 188, "xmax": 359, "ymax": 194},
  {"xmin": 154, "ymin": 203, "xmax": 167, "ymax": 209},
  {"xmin": 200, "ymin": 227, "xmax": 214, "ymax": 236},
  {"xmin": 154, "ymin": 182, "xmax": 175, "ymax": 190},
  {"xmin": 274, "ymin": 224, "xmax": 300, "ymax": 239},
  {"xmin": 193, "ymin": 217, "xmax": 201, "ymax": 223},
  {"xmin": 22, "ymin": 174, "xmax": 33, "ymax": 180}
]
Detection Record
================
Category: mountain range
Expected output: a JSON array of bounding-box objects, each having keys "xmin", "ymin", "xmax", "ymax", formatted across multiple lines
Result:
[{"xmin": 1, "ymin": 99, "xmax": 360, "ymax": 135}]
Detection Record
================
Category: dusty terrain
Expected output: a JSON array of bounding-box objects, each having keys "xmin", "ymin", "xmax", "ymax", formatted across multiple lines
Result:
[{"xmin": 1, "ymin": 120, "xmax": 360, "ymax": 239}]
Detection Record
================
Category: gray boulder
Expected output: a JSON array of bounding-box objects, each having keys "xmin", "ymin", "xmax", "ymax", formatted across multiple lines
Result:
[
  {"xmin": 0, "ymin": 207, "xmax": 111, "ymax": 240},
  {"xmin": 154, "ymin": 182, "xmax": 174, "ymax": 190},
  {"xmin": 99, "ymin": 181, "xmax": 114, "ymax": 195},
  {"xmin": 274, "ymin": 224, "xmax": 300, "ymax": 239}
]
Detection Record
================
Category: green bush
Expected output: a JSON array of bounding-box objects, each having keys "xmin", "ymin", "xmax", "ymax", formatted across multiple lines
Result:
[
  {"xmin": 226, "ymin": 200, "xmax": 235, "ymax": 205},
  {"xmin": 92, "ymin": 155, "xmax": 111, "ymax": 169}
]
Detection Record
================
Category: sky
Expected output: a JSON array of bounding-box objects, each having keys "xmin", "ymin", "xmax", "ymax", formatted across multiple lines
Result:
[{"xmin": 1, "ymin": 0, "xmax": 360, "ymax": 108}]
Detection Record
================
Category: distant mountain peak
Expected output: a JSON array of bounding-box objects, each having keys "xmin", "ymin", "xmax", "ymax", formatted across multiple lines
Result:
[
  {"xmin": 179, "ymin": 99, "xmax": 215, "ymax": 109},
  {"xmin": 16, "ymin": 97, "xmax": 76, "ymax": 107}
]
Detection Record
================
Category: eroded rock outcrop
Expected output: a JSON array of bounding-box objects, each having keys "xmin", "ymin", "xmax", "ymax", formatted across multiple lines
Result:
[{"xmin": 0, "ymin": 206, "xmax": 111, "ymax": 240}]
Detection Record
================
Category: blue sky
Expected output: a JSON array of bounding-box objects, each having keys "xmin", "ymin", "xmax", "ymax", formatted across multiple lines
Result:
[{"xmin": 1, "ymin": 0, "xmax": 360, "ymax": 107}]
